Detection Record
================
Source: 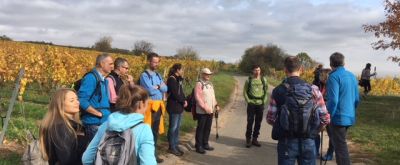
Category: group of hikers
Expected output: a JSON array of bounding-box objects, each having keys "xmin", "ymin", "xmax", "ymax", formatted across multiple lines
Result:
[
  {"xmin": 35, "ymin": 51, "xmax": 366, "ymax": 165},
  {"xmin": 37, "ymin": 52, "xmax": 219, "ymax": 165}
]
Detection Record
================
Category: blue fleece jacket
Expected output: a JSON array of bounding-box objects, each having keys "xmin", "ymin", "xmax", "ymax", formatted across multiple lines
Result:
[
  {"xmin": 78, "ymin": 68, "xmax": 111, "ymax": 125},
  {"xmin": 326, "ymin": 66, "xmax": 360, "ymax": 126},
  {"xmin": 82, "ymin": 112, "xmax": 156, "ymax": 165},
  {"xmin": 139, "ymin": 70, "xmax": 168, "ymax": 100}
]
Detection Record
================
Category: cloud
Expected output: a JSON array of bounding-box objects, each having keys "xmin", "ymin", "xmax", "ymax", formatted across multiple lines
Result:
[{"xmin": 0, "ymin": 0, "xmax": 397, "ymax": 76}]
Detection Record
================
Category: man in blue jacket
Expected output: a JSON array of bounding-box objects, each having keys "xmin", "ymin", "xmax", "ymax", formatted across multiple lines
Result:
[
  {"xmin": 326, "ymin": 52, "xmax": 360, "ymax": 165},
  {"xmin": 78, "ymin": 53, "xmax": 114, "ymax": 141}
]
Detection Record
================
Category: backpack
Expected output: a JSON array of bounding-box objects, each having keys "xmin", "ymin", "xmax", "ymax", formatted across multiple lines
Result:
[
  {"xmin": 21, "ymin": 132, "xmax": 48, "ymax": 165},
  {"xmin": 137, "ymin": 70, "xmax": 162, "ymax": 86},
  {"xmin": 95, "ymin": 122, "xmax": 142, "ymax": 165},
  {"xmin": 271, "ymin": 82, "xmax": 320, "ymax": 140},
  {"xmin": 246, "ymin": 76, "xmax": 267, "ymax": 100},
  {"xmin": 184, "ymin": 81, "xmax": 206, "ymax": 120},
  {"xmin": 73, "ymin": 71, "xmax": 102, "ymax": 102}
]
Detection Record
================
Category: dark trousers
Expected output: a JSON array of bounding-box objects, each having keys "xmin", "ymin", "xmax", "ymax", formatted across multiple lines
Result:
[
  {"xmin": 151, "ymin": 109, "xmax": 162, "ymax": 156},
  {"xmin": 362, "ymin": 79, "xmax": 371, "ymax": 93},
  {"xmin": 85, "ymin": 125, "xmax": 99, "ymax": 141},
  {"xmin": 246, "ymin": 104, "xmax": 264, "ymax": 140},
  {"xmin": 326, "ymin": 125, "xmax": 335, "ymax": 155},
  {"xmin": 330, "ymin": 124, "xmax": 350, "ymax": 165},
  {"xmin": 195, "ymin": 114, "xmax": 213, "ymax": 148}
]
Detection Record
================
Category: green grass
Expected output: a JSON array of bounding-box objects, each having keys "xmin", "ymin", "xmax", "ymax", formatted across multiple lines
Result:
[{"xmin": 349, "ymin": 96, "xmax": 400, "ymax": 165}]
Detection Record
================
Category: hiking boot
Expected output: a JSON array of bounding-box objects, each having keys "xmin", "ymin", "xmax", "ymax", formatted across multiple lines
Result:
[
  {"xmin": 196, "ymin": 147, "xmax": 206, "ymax": 154},
  {"xmin": 168, "ymin": 149, "xmax": 183, "ymax": 156},
  {"xmin": 246, "ymin": 138, "xmax": 252, "ymax": 148},
  {"xmin": 176, "ymin": 146, "xmax": 185, "ymax": 154},
  {"xmin": 204, "ymin": 145, "xmax": 214, "ymax": 151},
  {"xmin": 252, "ymin": 139, "xmax": 261, "ymax": 147},
  {"xmin": 156, "ymin": 156, "xmax": 164, "ymax": 163}
]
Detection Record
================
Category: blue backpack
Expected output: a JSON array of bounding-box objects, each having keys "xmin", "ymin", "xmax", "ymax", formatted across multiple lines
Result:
[{"xmin": 272, "ymin": 82, "xmax": 320, "ymax": 140}]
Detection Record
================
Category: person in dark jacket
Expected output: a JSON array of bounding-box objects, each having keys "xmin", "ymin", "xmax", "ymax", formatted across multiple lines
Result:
[
  {"xmin": 166, "ymin": 63, "xmax": 187, "ymax": 156},
  {"xmin": 39, "ymin": 88, "xmax": 89, "ymax": 165},
  {"xmin": 107, "ymin": 57, "xmax": 134, "ymax": 111}
]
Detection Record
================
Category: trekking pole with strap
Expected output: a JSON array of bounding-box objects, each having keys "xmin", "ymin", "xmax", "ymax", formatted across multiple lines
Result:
[
  {"xmin": 215, "ymin": 110, "xmax": 219, "ymax": 140},
  {"xmin": 320, "ymin": 130, "xmax": 323, "ymax": 165}
]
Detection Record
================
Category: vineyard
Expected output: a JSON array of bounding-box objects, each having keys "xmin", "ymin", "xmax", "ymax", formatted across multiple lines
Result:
[{"xmin": 0, "ymin": 41, "xmax": 220, "ymax": 97}]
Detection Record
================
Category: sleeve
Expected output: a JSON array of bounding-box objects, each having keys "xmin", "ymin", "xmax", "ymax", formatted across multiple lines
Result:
[
  {"xmin": 52, "ymin": 126, "xmax": 80, "ymax": 165},
  {"xmin": 159, "ymin": 76, "xmax": 168, "ymax": 93},
  {"xmin": 82, "ymin": 123, "xmax": 107, "ymax": 165},
  {"xmin": 263, "ymin": 77, "xmax": 269, "ymax": 104},
  {"xmin": 78, "ymin": 73, "xmax": 96, "ymax": 111},
  {"xmin": 139, "ymin": 73, "xmax": 158, "ymax": 96},
  {"xmin": 326, "ymin": 76, "xmax": 339, "ymax": 117},
  {"xmin": 167, "ymin": 77, "xmax": 185, "ymax": 104},
  {"xmin": 354, "ymin": 77, "xmax": 360, "ymax": 109},
  {"xmin": 107, "ymin": 77, "xmax": 117, "ymax": 104},
  {"xmin": 194, "ymin": 82, "xmax": 209, "ymax": 112},
  {"xmin": 137, "ymin": 125, "xmax": 157, "ymax": 165},
  {"xmin": 243, "ymin": 79, "xmax": 250, "ymax": 103},
  {"xmin": 312, "ymin": 86, "xmax": 330, "ymax": 127},
  {"xmin": 266, "ymin": 90, "xmax": 278, "ymax": 125}
]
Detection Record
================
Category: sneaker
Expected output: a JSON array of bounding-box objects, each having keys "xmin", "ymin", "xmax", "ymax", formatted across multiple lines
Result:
[
  {"xmin": 196, "ymin": 147, "xmax": 206, "ymax": 154},
  {"xmin": 252, "ymin": 139, "xmax": 261, "ymax": 147},
  {"xmin": 246, "ymin": 138, "xmax": 252, "ymax": 148},
  {"xmin": 168, "ymin": 149, "xmax": 183, "ymax": 156},
  {"xmin": 204, "ymin": 145, "xmax": 214, "ymax": 151},
  {"xmin": 176, "ymin": 146, "xmax": 185, "ymax": 154}
]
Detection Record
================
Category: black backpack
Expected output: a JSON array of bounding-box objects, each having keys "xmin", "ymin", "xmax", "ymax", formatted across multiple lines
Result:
[
  {"xmin": 184, "ymin": 81, "xmax": 206, "ymax": 120},
  {"xmin": 271, "ymin": 82, "xmax": 320, "ymax": 140},
  {"xmin": 73, "ymin": 71, "xmax": 102, "ymax": 102},
  {"xmin": 95, "ymin": 122, "xmax": 143, "ymax": 165},
  {"xmin": 246, "ymin": 76, "xmax": 267, "ymax": 100}
]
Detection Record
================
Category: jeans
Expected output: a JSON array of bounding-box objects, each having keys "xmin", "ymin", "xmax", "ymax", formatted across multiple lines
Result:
[
  {"xmin": 246, "ymin": 103, "xmax": 264, "ymax": 140},
  {"xmin": 330, "ymin": 124, "xmax": 350, "ymax": 165},
  {"xmin": 151, "ymin": 109, "xmax": 162, "ymax": 157},
  {"xmin": 195, "ymin": 114, "xmax": 213, "ymax": 148},
  {"xmin": 277, "ymin": 138, "xmax": 316, "ymax": 165},
  {"xmin": 168, "ymin": 113, "xmax": 182, "ymax": 151},
  {"xmin": 85, "ymin": 125, "xmax": 99, "ymax": 141}
]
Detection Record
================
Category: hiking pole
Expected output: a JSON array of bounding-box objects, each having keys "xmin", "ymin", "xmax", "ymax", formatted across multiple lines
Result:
[
  {"xmin": 320, "ymin": 130, "xmax": 323, "ymax": 165},
  {"xmin": 215, "ymin": 110, "xmax": 219, "ymax": 140}
]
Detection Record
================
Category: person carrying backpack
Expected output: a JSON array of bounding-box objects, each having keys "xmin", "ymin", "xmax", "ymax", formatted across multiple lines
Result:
[
  {"xmin": 77, "ymin": 53, "xmax": 114, "ymax": 141},
  {"xmin": 326, "ymin": 52, "xmax": 359, "ymax": 165},
  {"xmin": 82, "ymin": 84, "xmax": 156, "ymax": 165},
  {"xmin": 266, "ymin": 56, "xmax": 330, "ymax": 165},
  {"xmin": 166, "ymin": 63, "xmax": 187, "ymax": 156},
  {"xmin": 194, "ymin": 68, "xmax": 220, "ymax": 154},
  {"xmin": 39, "ymin": 88, "xmax": 89, "ymax": 165},
  {"xmin": 139, "ymin": 52, "xmax": 168, "ymax": 163},
  {"xmin": 107, "ymin": 57, "xmax": 134, "ymax": 111},
  {"xmin": 243, "ymin": 64, "xmax": 268, "ymax": 148}
]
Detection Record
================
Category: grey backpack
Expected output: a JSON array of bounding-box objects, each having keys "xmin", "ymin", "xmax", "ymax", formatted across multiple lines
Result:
[{"xmin": 95, "ymin": 122, "xmax": 142, "ymax": 165}]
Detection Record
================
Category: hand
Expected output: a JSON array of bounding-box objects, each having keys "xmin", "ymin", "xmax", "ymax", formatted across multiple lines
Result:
[
  {"xmin": 184, "ymin": 101, "xmax": 188, "ymax": 108},
  {"xmin": 215, "ymin": 105, "xmax": 220, "ymax": 111},
  {"xmin": 127, "ymin": 75, "xmax": 134, "ymax": 83},
  {"xmin": 320, "ymin": 126, "xmax": 326, "ymax": 132}
]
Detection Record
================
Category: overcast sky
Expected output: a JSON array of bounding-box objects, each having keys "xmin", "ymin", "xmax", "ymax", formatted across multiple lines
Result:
[{"xmin": 1, "ymin": 0, "xmax": 399, "ymax": 76}]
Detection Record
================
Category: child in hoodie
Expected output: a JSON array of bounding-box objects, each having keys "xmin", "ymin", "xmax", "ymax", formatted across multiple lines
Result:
[{"xmin": 82, "ymin": 84, "xmax": 156, "ymax": 165}]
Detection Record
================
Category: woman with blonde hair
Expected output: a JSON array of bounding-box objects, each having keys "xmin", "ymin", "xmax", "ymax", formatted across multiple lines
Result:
[
  {"xmin": 39, "ymin": 88, "xmax": 89, "ymax": 165},
  {"xmin": 82, "ymin": 84, "xmax": 156, "ymax": 165}
]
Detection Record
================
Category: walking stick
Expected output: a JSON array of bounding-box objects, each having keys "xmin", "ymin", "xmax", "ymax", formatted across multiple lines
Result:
[
  {"xmin": 215, "ymin": 110, "xmax": 219, "ymax": 140},
  {"xmin": 320, "ymin": 130, "xmax": 323, "ymax": 165}
]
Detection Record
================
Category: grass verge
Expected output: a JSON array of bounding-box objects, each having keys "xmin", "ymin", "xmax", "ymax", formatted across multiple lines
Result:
[{"xmin": 349, "ymin": 96, "xmax": 400, "ymax": 164}]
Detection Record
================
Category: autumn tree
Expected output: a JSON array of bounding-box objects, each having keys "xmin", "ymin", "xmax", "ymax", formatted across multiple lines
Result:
[
  {"xmin": 132, "ymin": 40, "xmax": 154, "ymax": 56},
  {"xmin": 363, "ymin": 0, "xmax": 400, "ymax": 64},
  {"xmin": 175, "ymin": 46, "xmax": 199, "ymax": 60},
  {"xmin": 93, "ymin": 36, "xmax": 112, "ymax": 52},
  {"xmin": 296, "ymin": 52, "xmax": 319, "ymax": 69}
]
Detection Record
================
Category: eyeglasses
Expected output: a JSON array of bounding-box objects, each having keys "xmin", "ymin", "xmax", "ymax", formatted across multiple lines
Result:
[{"xmin": 121, "ymin": 66, "xmax": 129, "ymax": 70}]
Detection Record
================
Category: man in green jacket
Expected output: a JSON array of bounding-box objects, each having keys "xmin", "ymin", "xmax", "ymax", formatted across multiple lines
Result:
[{"xmin": 243, "ymin": 65, "xmax": 268, "ymax": 148}]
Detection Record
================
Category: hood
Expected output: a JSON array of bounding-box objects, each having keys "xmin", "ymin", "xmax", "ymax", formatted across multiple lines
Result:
[{"xmin": 106, "ymin": 112, "xmax": 144, "ymax": 132}]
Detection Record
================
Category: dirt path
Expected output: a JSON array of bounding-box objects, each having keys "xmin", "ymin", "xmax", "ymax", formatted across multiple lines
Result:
[{"xmin": 161, "ymin": 76, "xmax": 337, "ymax": 165}]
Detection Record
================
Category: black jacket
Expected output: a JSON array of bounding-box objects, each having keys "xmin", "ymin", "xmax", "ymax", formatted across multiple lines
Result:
[
  {"xmin": 45, "ymin": 120, "xmax": 89, "ymax": 165},
  {"xmin": 166, "ymin": 75, "xmax": 185, "ymax": 114}
]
